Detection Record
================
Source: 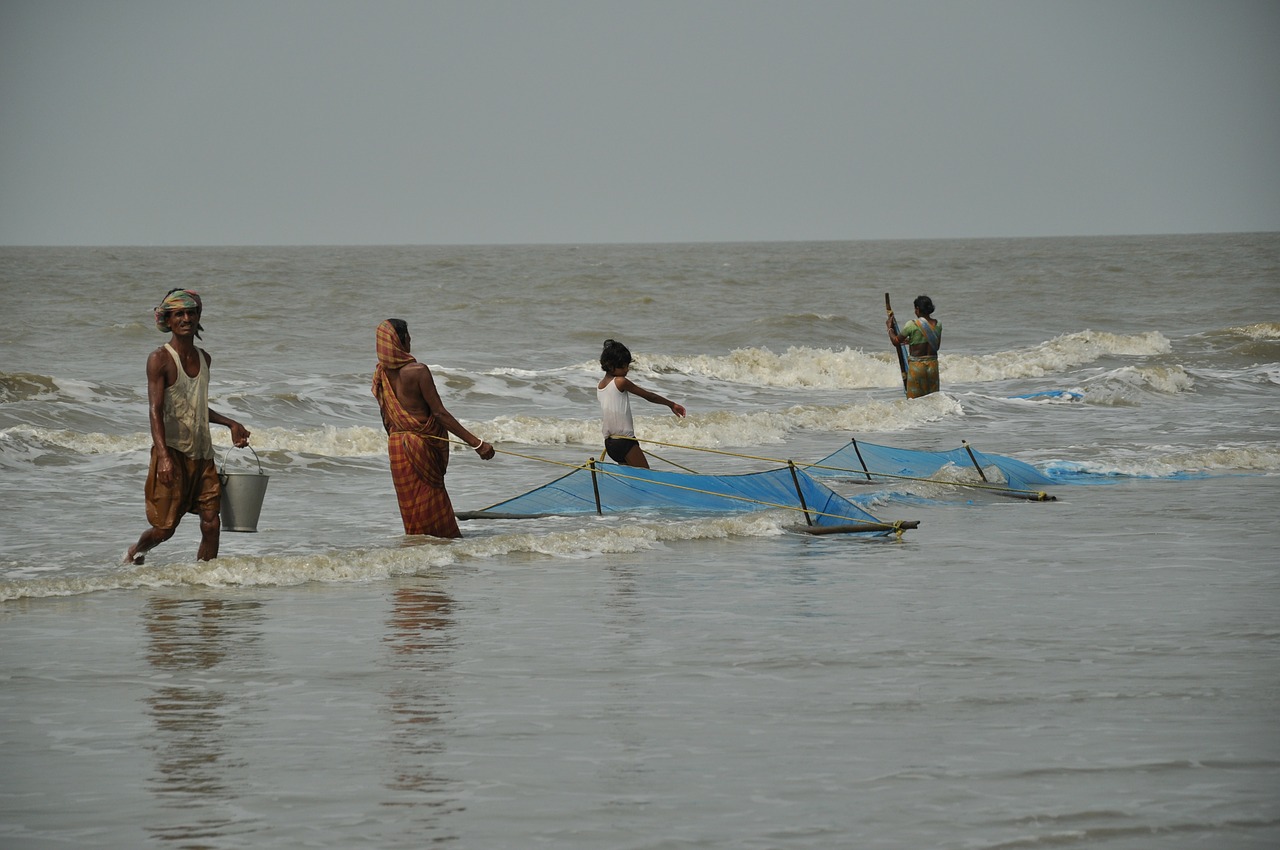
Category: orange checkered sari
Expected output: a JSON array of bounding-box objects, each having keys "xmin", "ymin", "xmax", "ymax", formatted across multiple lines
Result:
[{"xmin": 372, "ymin": 321, "xmax": 460, "ymax": 538}]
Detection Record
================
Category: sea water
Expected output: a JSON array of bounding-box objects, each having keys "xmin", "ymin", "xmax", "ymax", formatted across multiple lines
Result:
[{"xmin": 1, "ymin": 234, "xmax": 1278, "ymax": 848}]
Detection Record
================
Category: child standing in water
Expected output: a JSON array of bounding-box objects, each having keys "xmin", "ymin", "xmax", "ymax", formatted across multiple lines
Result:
[{"xmin": 597, "ymin": 339, "xmax": 686, "ymax": 467}]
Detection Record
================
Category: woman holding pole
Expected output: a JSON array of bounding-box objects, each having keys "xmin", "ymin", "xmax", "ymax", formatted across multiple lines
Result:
[{"xmin": 886, "ymin": 295, "xmax": 942, "ymax": 398}]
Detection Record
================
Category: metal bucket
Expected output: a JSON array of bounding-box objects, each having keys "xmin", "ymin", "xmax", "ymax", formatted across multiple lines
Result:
[{"xmin": 219, "ymin": 445, "xmax": 269, "ymax": 533}]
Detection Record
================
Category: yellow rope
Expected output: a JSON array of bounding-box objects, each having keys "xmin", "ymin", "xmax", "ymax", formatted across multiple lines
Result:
[
  {"xmin": 644, "ymin": 449, "xmax": 701, "ymax": 474},
  {"xmin": 631, "ymin": 438, "xmax": 787, "ymax": 466},
  {"xmin": 601, "ymin": 433, "xmax": 701, "ymax": 473}
]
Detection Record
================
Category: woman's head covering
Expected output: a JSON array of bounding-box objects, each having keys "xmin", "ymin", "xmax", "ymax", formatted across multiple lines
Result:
[
  {"xmin": 376, "ymin": 319, "xmax": 416, "ymax": 370},
  {"xmin": 154, "ymin": 289, "xmax": 204, "ymax": 335}
]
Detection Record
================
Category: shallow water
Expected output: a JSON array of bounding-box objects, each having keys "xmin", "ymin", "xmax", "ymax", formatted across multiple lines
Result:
[{"xmin": 1, "ymin": 235, "xmax": 1278, "ymax": 848}]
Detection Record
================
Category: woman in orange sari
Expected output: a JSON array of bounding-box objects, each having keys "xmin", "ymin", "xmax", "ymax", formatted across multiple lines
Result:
[{"xmin": 372, "ymin": 319, "xmax": 494, "ymax": 537}]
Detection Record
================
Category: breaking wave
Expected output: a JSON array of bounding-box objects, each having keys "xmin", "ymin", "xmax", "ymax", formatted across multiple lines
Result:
[
  {"xmin": 1045, "ymin": 442, "xmax": 1280, "ymax": 479},
  {"xmin": 642, "ymin": 330, "xmax": 1171, "ymax": 389},
  {"xmin": 0, "ymin": 512, "xmax": 810, "ymax": 601},
  {"xmin": 2, "ymin": 393, "xmax": 964, "ymax": 462}
]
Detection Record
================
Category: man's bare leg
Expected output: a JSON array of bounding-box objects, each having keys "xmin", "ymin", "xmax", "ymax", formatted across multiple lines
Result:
[
  {"xmin": 124, "ymin": 526, "xmax": 174, "ymax": 565},
  {"xmin": 197, "ymin": 509, "xmax": 221, "ymax": 561}
]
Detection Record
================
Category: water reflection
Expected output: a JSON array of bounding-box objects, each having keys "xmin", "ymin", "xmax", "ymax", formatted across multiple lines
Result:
[
  {"xmin": 143, "ymin": 595, "xmax": 264, "ymax": 844},
  {"xmin": 600, "ymin": 564, "xmax": 653, "ymax": 790},
  {"xmin": 380, "ymin": 581, "xmax": 463, "ymax": 836}
]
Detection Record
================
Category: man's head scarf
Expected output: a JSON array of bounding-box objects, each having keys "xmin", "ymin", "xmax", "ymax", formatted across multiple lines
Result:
[
  {"xmin": 154, "ymin": 289, "xmax": 204, "ymax": 335},
  {"xmin": 376, "ymin": 319, "xmax": 416, "ymax": 370}
]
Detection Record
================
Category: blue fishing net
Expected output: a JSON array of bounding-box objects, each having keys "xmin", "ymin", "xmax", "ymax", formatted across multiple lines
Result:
[
  {"xmin": 805, "ymin": 439, "xmax": 1057, "ymax": 498},
  {"xmin": 469, "ymin": 462, "xmax": 898, "ymax": 534}
]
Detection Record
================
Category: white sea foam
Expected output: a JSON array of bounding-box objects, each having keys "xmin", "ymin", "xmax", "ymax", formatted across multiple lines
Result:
[
  {"xmin": 2, "ymin": 392, "xmax": 965, "ymax": 464},
  {"xmin": 1186, "ymin": 445, "xmax": 1280, "ymax": 471},
  {"xmin": 248, "ymin": 424, "xmax": 388, "ymax": 456},
  {"xmin": 646, "ymin": 346, "xmax": 897, "ymax": 389},
  {"xmin": 0, "ymin": 371, "xmax": 136, "ymax": 407},
  {"xmin": 1, "ymin": 426, "xmax": 150, "ymax": 455},
  {"xmin": 0, "ymin": 513, "xmax": 800, "ymax": 600},
  {"xmin": 1, "ymin": 423, "xmax": 427, "ymax": 459},
  {"xmin": 640, "ymin": 330, "xmax": 1171, "ymax": 390},
  {"xmin": 1047, "ymin": 442, "xmax": 1280, "ymax": 478},
  {"xmin": 0, "ymin": 371, "xmax": 61, "ymax": 403},
  {"xmin": 1076, "ymin": 365, "xmax": 1196, "ymax": 405},
  {"xmin": 1231, "ymin": 322, "xmax": 1280, "ymax": 339},
  {"xmin": 483, "ymin": 393, "xmax": 962, "ymax": 452},
  {"xmin": 481, "ymin": 415, "xmax": 601, "ymax": 447},
  {"xmin": 942, "ymin": 331, "xmax": 1172, "ymax": 384}
]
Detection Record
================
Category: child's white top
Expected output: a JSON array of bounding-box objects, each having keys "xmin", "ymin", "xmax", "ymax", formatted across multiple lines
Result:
[{"xmin": 597, "ymin": 378, "xmax": 635, "ymax": 439}]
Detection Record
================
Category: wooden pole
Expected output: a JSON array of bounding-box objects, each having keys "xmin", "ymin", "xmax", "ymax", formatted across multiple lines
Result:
[
  {"xmin": 885, "ymin": 293, "xmax": 909, "ymax": 397},
  {"xmin": 588, "ymin": 458, "xmax": 603, "ymax": 515},
  {"xmin": 850, "ymin": 437, "xmax": 874, "ymax": 481},
  {"xmin": 787, "ymin": 461, "xmax": 814, "ymax": 526},
  {"xmin": 961, "ymin": 441, "xmax": 990, "ymax": 482}
]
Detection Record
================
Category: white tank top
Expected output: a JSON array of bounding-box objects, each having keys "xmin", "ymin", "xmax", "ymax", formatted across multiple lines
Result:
[
  {"xmin": 597, "ymin": 378, "xmax": 635, "ymax": 439},
  {"xmin": 162, "ymin": 344, "xmax": 213, "ymax": 459}
]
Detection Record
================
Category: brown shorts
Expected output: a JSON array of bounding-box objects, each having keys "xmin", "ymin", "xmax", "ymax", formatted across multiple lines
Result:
[{"xmin": 144, "ymin": 446, "xmax": 221, "ymax": 530}]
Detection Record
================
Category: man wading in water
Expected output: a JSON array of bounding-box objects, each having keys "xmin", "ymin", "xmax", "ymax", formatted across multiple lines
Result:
[{"xmin": 124, "ymin": 289, "xmax": 251, "ymax": 564}]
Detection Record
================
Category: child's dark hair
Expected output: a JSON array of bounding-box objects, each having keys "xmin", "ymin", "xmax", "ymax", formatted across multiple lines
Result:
[
  {"xmin": 388, "ymin": 318, "xmax": 410, "ymax": 348},
  {"xmin": 600, "ymin": 339, "xmax": 632, "ymax": 373}
]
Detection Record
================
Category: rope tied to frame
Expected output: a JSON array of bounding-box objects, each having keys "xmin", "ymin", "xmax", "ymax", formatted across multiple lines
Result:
[
  {"xmin": 422, "ymin": 433, "xmax": 906, "ymax": 529},
  {"xmin": 422, "ymin": 430, "xmax": 1050, "ymax": 504}
]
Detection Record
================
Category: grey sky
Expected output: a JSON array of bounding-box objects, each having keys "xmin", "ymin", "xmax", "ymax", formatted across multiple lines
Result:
[{"xmin": 2, "ymin": 1, "xmax": 1277, "ymax": 246}]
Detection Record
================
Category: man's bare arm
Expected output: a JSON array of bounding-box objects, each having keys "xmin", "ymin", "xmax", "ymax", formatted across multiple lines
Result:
[
  {"xmin": 199, "ymin": 351, "xmax": 250, "ymax": 446},
  {"xmin": 209, "ymin": 409, "xmax": 251, "ymax": 447},
  {"xmin": 146, "ymin": 349, "xmax": 177, "ymax": 483}
]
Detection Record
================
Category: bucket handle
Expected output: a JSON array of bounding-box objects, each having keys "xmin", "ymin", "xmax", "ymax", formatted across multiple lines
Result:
[{"xmin": 219, "ymin": 444, "xmax": 263, "ymax": 475}]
